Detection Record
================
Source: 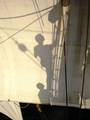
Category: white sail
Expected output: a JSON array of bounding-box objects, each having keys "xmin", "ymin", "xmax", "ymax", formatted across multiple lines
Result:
[
  {"xmin": 0, "ymin": 101, "xmax": 23, "ymax": 120},
  {"xmin": 0, "ymin": 0, "xmax": 55, "ymax": 104},
  {"xmin": 0, "ymin": 0, "xmax": 90, "ymax": 113}
]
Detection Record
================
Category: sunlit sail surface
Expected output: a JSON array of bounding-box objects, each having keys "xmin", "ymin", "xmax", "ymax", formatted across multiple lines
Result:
[{"xmin": 0, "ymin": 1, "xmax": 90, "ymax": 115}]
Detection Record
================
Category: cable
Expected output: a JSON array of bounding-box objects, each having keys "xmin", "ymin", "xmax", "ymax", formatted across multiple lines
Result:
[
  {"xmin": 34, "ymin": 0, "xmax": 44, "ymax": 25},
  {"xmin": 0, "ymin": 5, "xmax": 53, "ymax": 19},
  {"xmin": 64, "ymin": 41, "xmax": 68, "ymax": 106},
  {"xmin": 80, "ymin": 0, "xmax": 89, "ymax": 109},
  {"xmin": 32, "ymin": 0, "xmax": 43, "ymax": 32},
  {"xmin": 61, "ymin": 2, "xmax": 70, "ymax": 120},
  {"xmin": 62, "ymin": 5, "xmax": 69, "ymax": 107}
]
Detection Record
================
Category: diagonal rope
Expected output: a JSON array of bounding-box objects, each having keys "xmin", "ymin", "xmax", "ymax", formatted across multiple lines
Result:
[
  {"xmin": 64, "ymin": 41, "xmax": 68, "ymax": 106},
  {"xmin": 34, "ymin": 0, "xmax": 44, "ymax": 26},
  {"xmin": 32, "ymin": 0, "xmax": 43, "ymax": 32}
]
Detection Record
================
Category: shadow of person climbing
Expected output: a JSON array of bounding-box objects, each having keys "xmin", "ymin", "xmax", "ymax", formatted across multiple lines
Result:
[
  {"xmin": 37, "ymin": 83, "xmax": 49, "ymax": 103},
  {"xmin": 34, "ymin": 34, "xmax": 57, "ymax": 90}
]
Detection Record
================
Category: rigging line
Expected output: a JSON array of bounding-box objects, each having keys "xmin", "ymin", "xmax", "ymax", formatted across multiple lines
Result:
[
  {"xmin": 80, "ymin": 0, "xmax": 89, "ymax": 108},
  {"xmin": 63, "ymin": 27, "xmax": 68, "ymax": 106},
  {"xmin": 0, "ymin": 10, "xmax": 50, "ymax": 45},
  {"xmin": 62, "ymin": 6, "xmax": 68, "ymax": 106},
  {"xmin": 62, "ymin": 2, "xmax": 70, "ymax": 120},
  {"xmin": 51, "ymin": 0, "xmax": 56, "ymax": 43},
  {"xmin": 32, "ymin": 0, "xmax": 43, "ymax": 32},
  {"xmin": 0, "ymin": 5, "xmax": 53, "ymax": 19},
  {"xmin": 34, "ymin": 0, "xmax": 44, "ymax": 26}
]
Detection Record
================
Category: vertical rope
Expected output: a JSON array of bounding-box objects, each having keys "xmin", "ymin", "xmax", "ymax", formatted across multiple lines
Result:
[
  {"xmin": 32, "ymin": 0, "xmax": 43, "ymax": 32},
  {"xmin": 80, "ymin": 0, "xmax": 89, "ymax": 109},
  {"xmin": 78, "ymin": 1, "xmax": 89, "ymax": 120},
  {"xmin": 34, "ymin": 0, "xmax": 44, "ymax": 26},
  {"xmin": 61, "ymin": 1, "xmax": 70, "ymax": 120},
  {"xmin": 62, "ymin": 0, "xmax": 69, "ymax": 106},
  {"xmin": 64, "ymin": 41, "xmax": 68, "ymax": 106}
]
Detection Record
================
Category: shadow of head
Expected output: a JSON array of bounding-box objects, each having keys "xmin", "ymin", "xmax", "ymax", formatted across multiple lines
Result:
[
  {"xmin": 37, "ymin": 83, "xmax": 44, "ymax": 90},
  {"xmin": 35, "ymin": 34, "xmax": 45, "ymax": 45}
]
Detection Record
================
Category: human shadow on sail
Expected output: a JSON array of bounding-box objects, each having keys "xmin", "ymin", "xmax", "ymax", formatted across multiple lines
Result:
[
  {"xmin": 37, "ymin": 83, "xmax": 50, "ymax": 103},
  {"xmin": 34, "ymin": 2, "xmax": 61, "ymax": 102},
  {"xmin": 48, "ymin": 1, "xmax": 64, "ymax": 98},
  {"xmin": 34, "ymin": 34, "xmax": 57, "ymax": 90}
]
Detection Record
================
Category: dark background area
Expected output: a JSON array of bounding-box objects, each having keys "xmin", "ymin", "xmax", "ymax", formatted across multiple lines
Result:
[{"xmin": 0, "ymin": 103, "xmax": 90, "ymax": 120}]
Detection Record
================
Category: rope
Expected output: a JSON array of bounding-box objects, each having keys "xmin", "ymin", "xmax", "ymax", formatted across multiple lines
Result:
[
  {"xmin": 64, "ymin": 41, "xmax": 68, "ymax": 106},
  {"xmin": 80, "ymin": 0, "xmax": 89, "ymax": 109},
  {"xmin": 62, "ymin": 4, "xmax": 69, "ymax": 107},
  {"xmin": 32, "ymin": 0, "xmax": 43, "ymax": 32}
]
